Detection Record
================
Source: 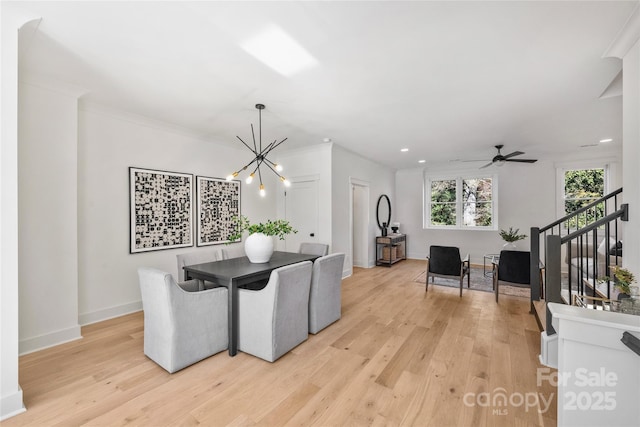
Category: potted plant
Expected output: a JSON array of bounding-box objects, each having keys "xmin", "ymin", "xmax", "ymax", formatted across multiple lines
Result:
[
  {"xmin": 228, "ymin": 216, "xmax": 297, "ymax": 263},
  {"xmin": 599, "ymin": 266, "xmax": 637, "ymax": 300},
  {"xmin": 499, "ymin": 227, "xmax": 527, "ymax": 250}
]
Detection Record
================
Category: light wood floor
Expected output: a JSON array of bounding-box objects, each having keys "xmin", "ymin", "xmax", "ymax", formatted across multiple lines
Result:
[{"xmin": 6, "ymin": 259, "xmax": 557, "ymax": 426}]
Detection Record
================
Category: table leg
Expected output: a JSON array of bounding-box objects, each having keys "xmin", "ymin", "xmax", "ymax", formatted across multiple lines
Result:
[{"xmin": 228, "ymin": 278, "xmax": 238, "ymax": 356}]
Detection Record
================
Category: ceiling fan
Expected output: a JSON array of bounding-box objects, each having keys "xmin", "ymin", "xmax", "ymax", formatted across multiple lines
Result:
[{"xmin": 480, "ymin": 144, "xmax": 537, "ymax": 169}]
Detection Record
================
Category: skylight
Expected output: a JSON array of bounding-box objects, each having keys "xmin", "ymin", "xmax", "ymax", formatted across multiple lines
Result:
[{"xmin": 241, "ymin": 25, "xmax": 318, "ymax": 77}]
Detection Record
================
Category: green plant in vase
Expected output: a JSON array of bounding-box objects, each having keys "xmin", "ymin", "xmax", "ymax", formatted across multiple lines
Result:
[
  {"xmin": 228, "ymin": 215, "xmax": 297, "ymax": 263},
  {"xmin": 499, "ymin": 227, "xmax": 527, "ymax": 250},
  {"xmin": 228, "ymin": 215, "xmax": 297, "ymax": 242},
  {"xmin": 599, "ymin": 266, "xmax": 636, "ymax": 297},
  {"xmin": 499, "ymin": 227, "xmax": 527, "ymax": 243}
]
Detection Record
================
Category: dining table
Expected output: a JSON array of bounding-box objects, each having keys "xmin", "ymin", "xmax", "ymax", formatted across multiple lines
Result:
[{"xmin": 183, "ymin": 251, "xmax": 320, "ymax": 356}]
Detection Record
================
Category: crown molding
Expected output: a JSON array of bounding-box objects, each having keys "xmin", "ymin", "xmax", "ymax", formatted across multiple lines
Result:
[
  {"xmin": 603, "ymin": 4, "xmax": 640, "ymax": 59},
  {"xmin": 19, "ymin": 70, "xmax": 88, "ymax": 98}
]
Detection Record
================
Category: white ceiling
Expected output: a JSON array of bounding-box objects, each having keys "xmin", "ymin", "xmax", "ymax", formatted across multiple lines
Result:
[{"xmin": 16, "ymin": 1, "xmax": 638, "ymax": 170}]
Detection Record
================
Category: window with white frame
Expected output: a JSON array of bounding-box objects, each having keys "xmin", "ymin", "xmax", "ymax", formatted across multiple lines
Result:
[
  {"xmin": 558, "ymin": 166, "xmax": 607, "ymax": 229},
  {"xmin": 425, "ymin": 174, "xmax": 497, "ymax": 229}
]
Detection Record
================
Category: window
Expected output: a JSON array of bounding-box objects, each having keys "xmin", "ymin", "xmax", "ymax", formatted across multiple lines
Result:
[
  {"xmin": 562, "ymin": 168, "xmax": 605, "ymax": 228},
  {"xmin": 425, "ymin": 175, "xmax": 496, "ymax": 229}
]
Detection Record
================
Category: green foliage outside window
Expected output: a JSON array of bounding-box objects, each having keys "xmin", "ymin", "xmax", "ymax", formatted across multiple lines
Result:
[
  {"xmin": 430, "ymin": 180, "xmax": 456, "ymax": 226},
  {"xmin": 430, "ymin": 177, "xmax": 493, "ymax": 227},
  {"xmin": 564, "ymin": 169, "xmax": 604, "ymax": 229},
  {"xmin": 463, "ymin": 178, "xmax": 492, "ymax": 227}
]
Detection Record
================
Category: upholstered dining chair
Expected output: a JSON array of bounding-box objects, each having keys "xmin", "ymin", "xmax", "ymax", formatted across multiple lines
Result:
[
  {"xmin": 425, "ymin": 245, "xmax": 470, "ymax": 297},
  {"xmin": 138, "ymin": 267, "xmax": 228, "ymax": 373},
  {"xmin": 309, "ymin": 253, "xmax": 345, "ymax": 334},
  {"xmin": 493, "ymin": 250, "xmax": 536, "ymax": 302},
  {"xmin": 237, "ymin": 261, "xmax": 312, "ymax": 362},
  {"xmin": 176, "ymin": 248, "xmax": 222, "ymax": 289},
  {"xmin": 299, "ymin": 242, "xmax": 329, "ymax": 257},
  {"xmin": 221, "ymin": 245, "xmax": 246, "ymax": 260}
]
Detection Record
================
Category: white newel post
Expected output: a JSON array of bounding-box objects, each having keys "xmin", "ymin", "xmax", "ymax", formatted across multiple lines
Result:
[{"xmin": 548, "ymin": 303, "xmax": 640, "ymax": 427}]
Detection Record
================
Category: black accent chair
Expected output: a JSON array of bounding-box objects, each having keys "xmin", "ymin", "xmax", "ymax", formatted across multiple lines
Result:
[
  {"xmin": 493, "ymin": 250, "xmax": 533, "ymax": 302},
  {"xmin": 425, "ymin": 245, "xmax": 470, "ymax": 297}
]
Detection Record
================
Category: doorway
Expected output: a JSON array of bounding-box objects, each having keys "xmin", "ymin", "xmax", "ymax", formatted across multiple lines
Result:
[
  {"xmin": 284, "ymin": 177, "xmax": 319, "ymax": 252},
  {"xmin": 350, "ymin": 179, "xmax": 370, "ymax": 268}
]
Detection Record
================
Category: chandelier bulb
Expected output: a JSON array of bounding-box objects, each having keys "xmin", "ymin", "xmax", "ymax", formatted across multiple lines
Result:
[
  {"xmin": 280, "ymin": 176, "xmax": 291, "ymax": 187},
  {"xmin": 275, "ymin": 164, "xmax": 283, "ymax": 172},
  {"xmin": 259, "ymin": 184, "xmax": 266, "ymax": 197},
  {"xmin": 245, "ymin": 173, "xmax": 254, "ymax": 184},
  {"xmin": 226, "ymin": 172, "xmax": 238, "ymax": 181}
]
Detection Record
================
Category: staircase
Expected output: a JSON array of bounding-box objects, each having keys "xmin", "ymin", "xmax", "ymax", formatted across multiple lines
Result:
[{"xmin": 529, "ymin": 188, "xmax": 627, "ymax": 332}]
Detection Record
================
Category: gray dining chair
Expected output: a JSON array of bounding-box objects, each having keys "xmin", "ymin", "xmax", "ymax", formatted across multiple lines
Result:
[
  {"xmin": 176, "ymin": 248, "xmax": 222, "ymax": 289},
  {"xmin": 237, "ymin": 261, "xmax": 312, "ymax": 362},
  {"xmin": 138, "ymin": 267, "xmax": 228, "ymax": 373},
  {"xmin": 299, "ymin": 242, "xmax": 329, "ymax": 256},
  {"xmin": 221, "ymin": 245, "xmax": 246, "ymax": 260},
  {"xmin": 309, "ymin": 253, "xmax": 345, "ymax": 334}
]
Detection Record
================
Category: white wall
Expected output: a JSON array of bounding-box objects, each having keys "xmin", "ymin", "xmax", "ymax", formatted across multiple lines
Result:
[
  {"xmin": 14, "ymin": 84, "xmax": 278, "ymax": 351},
  {"xmin": 0, "ymin": 3, "xmax": 37, "ymax": 420},
  {"xmin": 275, "ymin": 143, "xmax": 332, "ymax": 251},
  {"xmin": 18, "ymin": 82, "xmax": 82, "ymax": 353},
  {"xmin": 396, "ymin": 153, "xmax": 622, "ymax": 264},
  {"xmin": 332, "ymin": 145, "xmax": 395, "ymax": 275},
  {"xmin": 622, "ymin": 40, "xmax": 640, "ymax": 275},
  {"xmin": 76, "ymin": 104, "xmax": 275, "ymax": 325}
]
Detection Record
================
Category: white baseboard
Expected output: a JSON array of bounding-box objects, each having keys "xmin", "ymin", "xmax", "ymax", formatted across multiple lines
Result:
[
  {"xmin": 18, "ymin": 301, "xmax": 142, "ymax": 355},
  {"xmin": 539, "ymin": 332, "xmax": 558, "ymax": 369},
  {"xmin": 79, "ymin": 300, "xmax": 142, "ymax": 326},
  {"xmin": 0, "ymin": 387, "xmax": 25, "ymax": 421},
  {"xmin": 19, "ymin": 325, "xmax": 82, "ymax": 355}
]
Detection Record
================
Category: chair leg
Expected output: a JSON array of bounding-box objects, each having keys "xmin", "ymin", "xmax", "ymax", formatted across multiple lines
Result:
[
  {"xmin": 495, "ymin": 274, "xmax": 499, "ymax": 303},
  {"xmin": 459, "ymin": 276, "xmax": 463, "ymax": 297},
  {"xmin": 467, "ymin": 268, "xmax": 470, "ymax": 288},
  {"xmin": 425, "ymin": 272, "xmax": 429, "ymax": 293}
]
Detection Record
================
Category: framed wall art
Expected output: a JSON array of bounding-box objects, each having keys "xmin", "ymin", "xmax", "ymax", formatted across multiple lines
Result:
[
  {"xmin": 129, "ymin": 167, "xmax": 193, "ymax": 253},
  {"xmin": 196, "ymin": 175, "xmax": 241, "ymax": 246}
]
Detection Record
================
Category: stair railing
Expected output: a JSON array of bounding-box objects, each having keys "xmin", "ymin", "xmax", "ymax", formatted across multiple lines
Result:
[{"xmin": 530, "ymin": 188, "xmax": 625, "ymax": 326}]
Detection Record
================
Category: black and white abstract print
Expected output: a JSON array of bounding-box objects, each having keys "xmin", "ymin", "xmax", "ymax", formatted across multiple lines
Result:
[
  {"xmin": 130, "ymin": 167, "xmax": 193, "ymax": 253},
  {"xmin": 196, "ymin": 176, "xmax": 240, "ymax": 246}
]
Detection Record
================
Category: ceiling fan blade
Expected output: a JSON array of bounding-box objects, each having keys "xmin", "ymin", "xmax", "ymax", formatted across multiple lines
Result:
[
  {"xmin": 502, "ymin": 151, "xmax": 524, "ymax": 160},
  {"xmin": 479, "ymin": 161, "xmax": 494, "ymax": 169},
  {"xmin": 505, "ymin": 158, "xmax": 537, "ymax": 163}
]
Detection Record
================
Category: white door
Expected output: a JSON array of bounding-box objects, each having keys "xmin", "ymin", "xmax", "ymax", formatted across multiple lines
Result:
[
  {"xmin": 284, "ymin": 179, "xmax": 319, "ymax": 252},
  {"xmin": 352, "ymin": 184, "xmax": 369, "ymax": 267}
]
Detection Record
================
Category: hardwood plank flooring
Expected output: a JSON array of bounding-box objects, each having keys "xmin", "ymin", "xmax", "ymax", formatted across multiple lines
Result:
[{"xmin": 5, "ymin": 259, "xmax": 557, "ymax": 426}]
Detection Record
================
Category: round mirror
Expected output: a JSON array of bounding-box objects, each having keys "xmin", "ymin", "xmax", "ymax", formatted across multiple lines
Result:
[{"xmin": 376, "ymin": 194, "xmax": 391, "ymax": 230}]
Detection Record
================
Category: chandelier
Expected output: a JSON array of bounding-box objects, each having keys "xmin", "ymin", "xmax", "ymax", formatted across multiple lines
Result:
[{"xmin": 226, "ymin": 103, "xmax": 290, "ymax": 197}]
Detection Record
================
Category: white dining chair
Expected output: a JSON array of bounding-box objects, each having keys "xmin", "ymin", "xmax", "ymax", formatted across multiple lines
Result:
[
  {"xmin": 299, "ymin": 242, "xmax": 329, "ymax": 256},
  {"xmin": 176, "ymin": 248, "xmax": 222, "ymax": 289},
  {"xmin": 237, "ymin": 261, "xmax": 312, "ymax": 362},
  {"xmin": 138, "ymin": 267, "xmax": 228, "ymax": 373},
  {"xmin": 309, "ymin": 253, "xmax": 345, "ymax": 334},
  {"xmin": 221, "ymin": 244, "xmax": 246, "ymax": 260}
]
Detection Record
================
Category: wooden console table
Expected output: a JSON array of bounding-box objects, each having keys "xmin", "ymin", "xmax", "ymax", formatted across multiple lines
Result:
[{"xmin": 376, "ymin": 234, "xmax": 406, "ymax": 267}]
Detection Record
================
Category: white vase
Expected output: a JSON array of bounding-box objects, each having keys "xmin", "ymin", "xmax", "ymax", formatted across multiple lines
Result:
[
  {"xmin": 503, "ymin": 241, "xmax": 517, "ymax": 250},
  {"xmin": 244, "ymin": 232, "xmax": 274, "ymax": 263}
]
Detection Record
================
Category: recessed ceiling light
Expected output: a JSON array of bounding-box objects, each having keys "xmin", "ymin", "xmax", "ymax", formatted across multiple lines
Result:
[
  {"xmin": 418, "ymin": 160, "xmax": 426, "ymax": 163},
  {"xmin": 241, "ymin": 25, "xmax": 318, "ymax": 77},
  {"xmin": 599, "ymin": 138, "xmax": 613, "ymax": 143},
  {"xmin": 401, "ymin": 148, "xmax": 409, "ymax": 152}
]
